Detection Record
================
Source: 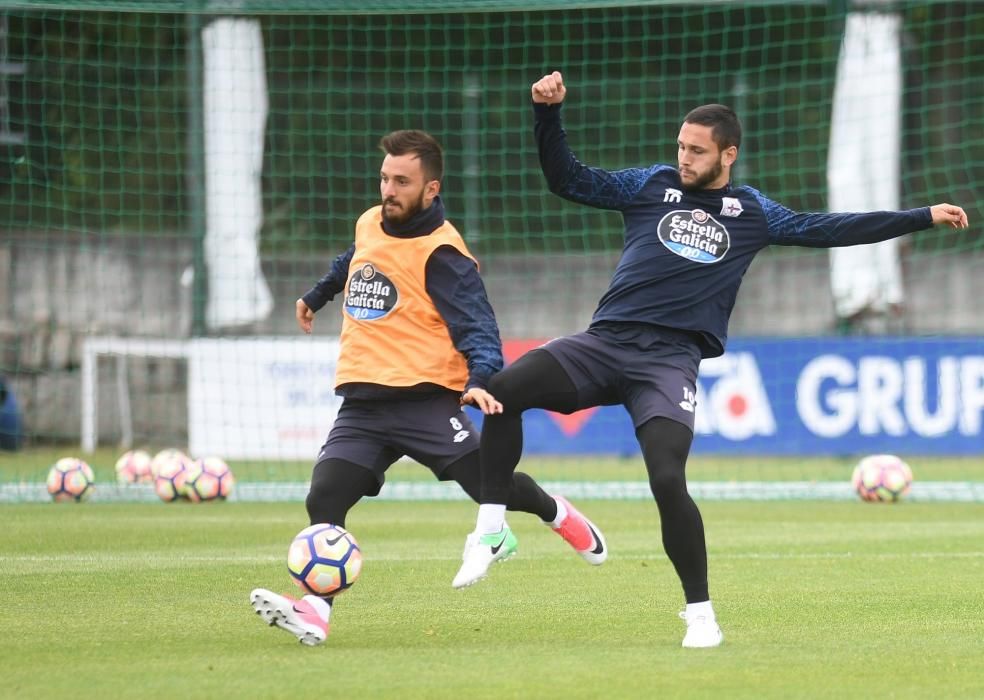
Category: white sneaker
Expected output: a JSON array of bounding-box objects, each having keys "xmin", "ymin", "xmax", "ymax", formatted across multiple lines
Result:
[
  {"xmin": 452, "ymin": 526, "xmax": 518, "ymax": 589},
  {"xmin": 680, "ymin": 611, "xmax": 723, "ymax": 648},
  {"xmin": 250, "ymin": 588, "xmax": 329, "ymax": 646}
]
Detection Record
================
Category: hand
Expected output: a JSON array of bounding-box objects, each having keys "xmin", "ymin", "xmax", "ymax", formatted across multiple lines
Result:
[
  {"xmin": 460, "ymin": 387, "xmax": 503, "ymax": 415},
  {"xmin": 929, "ymin": 203, "xmax": 969, "ymax": 229},
  {"xmin": 531, "ymin": 71, "xmax": 567, "ymax": 105},
  {"xmin": 295, "ymin": 298, "xmax": 315, "ymax": 334}
]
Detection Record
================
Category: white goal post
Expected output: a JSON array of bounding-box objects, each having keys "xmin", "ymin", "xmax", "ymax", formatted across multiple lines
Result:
[
  {"xmin": 81, "ymin": 337, "xmax": 190, "ymax": 453},
  {"xmin": 81, "ymin": 336, "xmax": 342, "ymax": 459}
]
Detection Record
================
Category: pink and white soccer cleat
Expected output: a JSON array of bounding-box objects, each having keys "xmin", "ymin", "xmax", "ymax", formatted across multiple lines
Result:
[
  {"xmin": 250, "ymin": 588, "xmax": 328, "ymax": 646},
  {"xmin": 549, "ymin": 495, "xmax": 608, "ymax": 565}
]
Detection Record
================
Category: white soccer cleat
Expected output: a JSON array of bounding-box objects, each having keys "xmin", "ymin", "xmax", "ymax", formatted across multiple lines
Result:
[
  {"xmin": 452, "ymin": 526, "xmax": 518, "ymax": 589},
  {"xmin": 250, "ymin": 588, "xmax": 328, "ymax": 646},
  {"xmin": 680, "ymin": 611, "xmax": 724, "ymax": 648}
]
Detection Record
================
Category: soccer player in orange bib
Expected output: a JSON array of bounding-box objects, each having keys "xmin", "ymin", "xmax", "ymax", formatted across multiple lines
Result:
[{"xmin": 251, "ymin": 130, "xmax": 607, "ymax": 645}]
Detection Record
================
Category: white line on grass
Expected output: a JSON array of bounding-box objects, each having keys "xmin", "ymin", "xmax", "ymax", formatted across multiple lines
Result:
[{"xmin": 6, "ymin": 481, "xmax": 984, "ymax": 503}]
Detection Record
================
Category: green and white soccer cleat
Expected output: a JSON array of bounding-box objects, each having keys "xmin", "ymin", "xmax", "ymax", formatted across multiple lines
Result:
[{"xmin": 452, "ymin": 526, "xmax": 518, "ymax": 589}]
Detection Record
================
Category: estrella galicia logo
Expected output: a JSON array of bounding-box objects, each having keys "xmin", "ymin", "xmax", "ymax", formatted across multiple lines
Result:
[
  {"xmin": 657, "ymin": 208, "xmax": 731, "ymax": 264},
  {"xmin": 344, "ymin": 263, "xmax": 398, "ymax": 320}
]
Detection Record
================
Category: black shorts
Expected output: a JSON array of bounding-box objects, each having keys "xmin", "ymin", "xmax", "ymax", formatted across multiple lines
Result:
[
  {"xmin": 316, "ymin": 392, "xmax": 479, "ymax": 491},
  {"xmin": 541, "ymin": 322, "xmax": 702, "ymax": 431}
]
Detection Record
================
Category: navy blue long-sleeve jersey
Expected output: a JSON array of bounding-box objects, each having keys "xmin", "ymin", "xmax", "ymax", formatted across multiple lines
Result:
[
  {"xmin": 535, "ymin": 102, "xmax": 933, "ymax": 358},
  {"xmin": 301, "ymin": 196, "xmax": 503, "ymax": 394}
]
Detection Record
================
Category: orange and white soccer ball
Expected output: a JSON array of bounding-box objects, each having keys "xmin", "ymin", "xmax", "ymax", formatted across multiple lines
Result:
[
  {"xmin": 852, "ymin": 454, "xmax": 913, "ymax": 503},
  {"xmin": 287, "ymin": 524, "xmax": 363, "ymax": 597},
  {"xmin": 47, "ymin": 458, "xmax": 95, "ymax": 502},
  {"xmin": 154, "ymin": 452, "xmax": 192, "ymax": 502},
  {"xmin": 150, "ymin": 448, "xmax": 189, "ymax": 478},
  {"xmin": 184, "ymin": 456, "xmax": 235, "ymax": 502},
  {"xmin": 115, "ymin": 449, "xmax": 153, "ymax": 483}
]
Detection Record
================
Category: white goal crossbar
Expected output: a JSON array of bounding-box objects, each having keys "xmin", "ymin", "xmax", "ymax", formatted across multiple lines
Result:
[
  {"xmin": 81, "ymin": 336, "xmax": 341, "ymax": 458},
  {"xmin": 80, "ymin": 337, "xmax": 190, "ymax": 453}
]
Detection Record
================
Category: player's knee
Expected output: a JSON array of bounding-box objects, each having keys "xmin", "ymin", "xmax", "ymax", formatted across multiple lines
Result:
[
  {"xmin": 305, "ymin": 488, "xmax": 346, "ymax": 527},
  {"xmin": 644, "ymin": 450, "xmax": 689, "ymax": 501},
  {"xmin": 306, "ymin": 458, "xmax": 373, "ymax": 525},
  {"xmin": 307, "ymin": 460, "xmax": 336, "ymax": 500},
  {"xmin": 647, "ymin": 468, "xmax": 687, "ymax": 501},
  {"xmin": 486, "ymin": 371, "xmax": 521, "ymax": 409},
  {"xmin": 489, "ymin": 365, "xmax": 548, "ymax": 414}
]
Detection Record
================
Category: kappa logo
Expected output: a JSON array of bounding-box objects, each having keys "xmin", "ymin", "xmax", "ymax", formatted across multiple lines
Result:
[
  {"xmin": 657, "ymin": 209, "xmax": 731, "ymax": 264},
  {"xmin": 720, "ymin": 197, "xmax": 743, "ymax": 217},
  {"xmin": 679, "ymin": 386, "xmax": 697, "ymax": 413}
]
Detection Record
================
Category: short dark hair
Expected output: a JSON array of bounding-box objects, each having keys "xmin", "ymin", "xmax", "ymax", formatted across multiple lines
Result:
[
  {"xmin": 378, "ymin": 130, "xmax": 444, "ymax": 182},
  {"xmin": 684, "ymin": 104, "xmax": 742, "ymax": 151}
]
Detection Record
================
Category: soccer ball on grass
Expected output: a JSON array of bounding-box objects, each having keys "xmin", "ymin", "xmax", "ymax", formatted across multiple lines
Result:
[
  {"xmin": 287, "ymin": 524, "xmax": 363, "ymax": 597},
  {"xmin": 184, "ymin": 457, "xmax": 235, "ymax": 502},
  {"xmin": 47, "ymin": 458, "xmax": 95, "ymax": 502},
  {"xmin": 154, "ymin": 452, "xmax": 192, "ymax": 502},
  {"xmin": 852, "ymin": 454, "xmax": 913, "ymax": 503},
  {"xmin": 115, "ymin": 449, "xmax": 153, "ymax": 483},
  {"xmin": 150, "ymin": 448, "xmax": 189, "ymax": 478}
]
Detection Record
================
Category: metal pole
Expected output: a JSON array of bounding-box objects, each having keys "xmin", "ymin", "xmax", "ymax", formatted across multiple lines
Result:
[
  {"xmin": 116, "ymin": 356, "xmax": 133, "ymax": 449},
  {"xmin": 732, "ymin": 72, "xmax": 748, "ymax": 184},
  {"xmin": 186, "ymin": 8, "xmax": 207, "ymax": 337},
  {"xmin": 463, "ymin": 76, "xmax": 481, "ymax": 243},
  {"xmin": 81, "ymin": 344, "xmax": 97, "ymax": 453}
]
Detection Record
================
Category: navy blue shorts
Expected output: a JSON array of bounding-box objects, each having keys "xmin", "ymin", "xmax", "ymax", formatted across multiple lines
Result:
[
  {"xmin": 540, "ymin": 322, "xmax": 702, "ymax": 431},
  {"xmin": 317, "ymin": 392, "xmax": 479, "ymax": 490}
]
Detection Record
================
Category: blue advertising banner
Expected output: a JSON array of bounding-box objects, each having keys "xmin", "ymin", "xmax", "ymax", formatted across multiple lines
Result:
[{"xmin": 467, "ymin": 338, "xmax": 984, "ymax": 456}]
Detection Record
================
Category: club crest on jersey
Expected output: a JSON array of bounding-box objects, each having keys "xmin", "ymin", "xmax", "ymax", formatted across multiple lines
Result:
[
  {"xmin": 720, "ymin": 197, "xmax": 743, "ymax": 217},
  {"xmin": 657, "ymin": 209, "xmax": 731, "ymax": 264},
  {"xmin": 344, "ymin": 263, "xmax": 398, "ymax": 320}
]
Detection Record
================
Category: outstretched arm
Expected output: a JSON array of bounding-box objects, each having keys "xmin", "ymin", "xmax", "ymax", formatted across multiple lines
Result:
[
  {"xmin": 532, "ymin": 71, "xmax": 668, "ymax": 211},
  {"xmin": 296, "ymin": 243, "xmax": 355, "ymax": 333},
  {"xmin": 754, "ymin": 191, "xmax": 969, "ymax": 248}
]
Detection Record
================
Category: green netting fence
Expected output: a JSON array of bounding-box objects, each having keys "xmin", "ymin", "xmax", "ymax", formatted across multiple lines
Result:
[{"xmin": 0, "ymin": 1, "xmax": 982, "ymax": 500}]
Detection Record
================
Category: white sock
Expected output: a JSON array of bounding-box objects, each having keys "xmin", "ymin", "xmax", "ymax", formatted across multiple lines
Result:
[
  {"xmin": 303, "ymin": 595, "xmax": 333, "ymax": 622},
  {"xmin": 547, "ymin": 496, "xmax": 568, "ymax": 527},
  {"xmin": 685, "ymin": 600, "xmax": 715, "ymax": 620},
  {"xmin": 475, "ymin": 503, "xmax": 507, "ymax": 535}
]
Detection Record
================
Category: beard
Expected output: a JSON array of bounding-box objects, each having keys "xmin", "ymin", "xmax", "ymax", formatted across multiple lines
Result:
[
  {"xmin": 381, "ymin": 190, "xmax": 427, "ymax": 225},
  {"xmin": 681, "ymin": 157, "xmax": 724, "ymax": 191}
]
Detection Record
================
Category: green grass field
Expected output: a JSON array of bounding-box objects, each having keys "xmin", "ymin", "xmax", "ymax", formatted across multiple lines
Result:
[{"xmin": 3, "ymin": 499, "xmax": 983, "ymax": 699}]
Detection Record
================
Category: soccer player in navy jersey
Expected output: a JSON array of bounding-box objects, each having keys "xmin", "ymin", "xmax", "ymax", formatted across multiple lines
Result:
[{"xmin": 453, "ymin": 72, "xmax": 969, "ymax": 648}]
